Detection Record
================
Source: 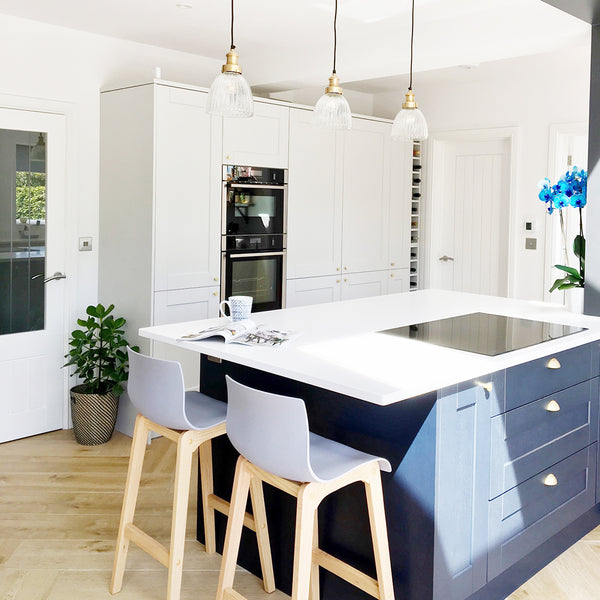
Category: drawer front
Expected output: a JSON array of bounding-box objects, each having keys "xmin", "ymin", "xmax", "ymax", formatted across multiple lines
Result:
[
  {"xmin": 488, "ymin": 444, "xmax": 597, "ymax": 580},
  {"xmin": 490, "ymin": 378, "xmax": 599, "ymax": 499},
  {"xmin": 505, "ymin": 343, "xmax": 595, "ymax": 412}
]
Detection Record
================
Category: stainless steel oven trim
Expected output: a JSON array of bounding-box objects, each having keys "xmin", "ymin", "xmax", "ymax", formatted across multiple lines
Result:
[
  {"xmin": 229, "ymin": 251, "xmax": 285, "ymax": 258},
  {"xmin": 228, "ymin": 183, "xmax": 286, "ymax": 190}
]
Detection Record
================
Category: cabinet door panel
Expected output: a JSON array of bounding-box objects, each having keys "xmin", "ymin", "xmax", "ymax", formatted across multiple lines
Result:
[
  {"xmin": 386, "ymin": 268, "xmax": 409, "ymax": 294},
  {"xmin": 222, "ymin": 101, "xmax": 289, "ymax": 168},
  {"xmin": 286, "ymin": 275, "xmax": 341, "ymax": 308},
  {"xmin": 154, "ymin": 86, "xmax": 221, "ymax": 291},
  {"xmin": 287, "ymin": 108, "xmax": 342, "ymax": 278},
  {"xmin": 341, "ymin": 119, "xmax": 391, "ymax": 273},
  {"xmin": 152, "ymin": 287, "xmax": 219, "ymax": 388},
  {"xmin": 341, "ymin": 271, "xmax": 388, "ymax": 301}
]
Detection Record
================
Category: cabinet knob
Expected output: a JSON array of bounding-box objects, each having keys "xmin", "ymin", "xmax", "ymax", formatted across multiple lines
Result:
[
  {"xmin": 213, "ymin": 291, "xmax": 218, "ymax": 296},
  {"xmin": 390, "ymin": 262, "xmax": 395, "ymax": 267},
  {"xmin": 546, "ymin": 357, "xmax": 561, "ymax": 369},
  {"xmin": 344, "ymin": 266, "xmax": 348, "ymax": 270},
  {"xmin": 545, "ymin": 400, "xmax": 561, "ymax": 412},
  {"xmin": 477, "ymin": 381, "xmax": 493, "ymax": 393},
  {"xmin": 336, "ymin": 267, "xmax": 340, "ymax": 271},
  {"xmin": 390, "ymin": 274, "xmax": 394, "ymax": 278},
  {"xmin": 213, "ymin": 277, "xmax": 219, "ymax": 282},
  {"xmin": 344, "ymin": 278, "xmax": 348, "ymax": 282},
  {"xmin": 336, "ymin": 279, "xmax": 341, "ymax": 283},
  {"xmin": 543, "ymin": 473, "xmax": 558, "ymax": 487}
]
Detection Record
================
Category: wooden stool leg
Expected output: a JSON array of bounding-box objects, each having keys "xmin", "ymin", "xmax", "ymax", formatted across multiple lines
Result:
[
  {"xmin": 249, "ymin": 477, "xmax": 275, "ymax": 593},
  {"xmin": 216, "ymin": 457, "xmax": 252, "ymax": 600},
  {"xmin": 309, "ymin": 509, "xmax": 320, "ymax": 600},
  {"xmin": 364, "ymin": 466, "xmax": 395, "ymax": 600},
  {"xmin": 166, "ymin": 431, "xmax": 197, "ymax": 600},
  {"xmin": 110, "ymin": 414, "xmax": 149, "ymax": 594},
  {"xmin": 292, "ymin": 484, "xmax": 318, "ymax": 600},
  {"xmin": 198, "ymin": 439, "xmax": 216, "ymax": 554}
]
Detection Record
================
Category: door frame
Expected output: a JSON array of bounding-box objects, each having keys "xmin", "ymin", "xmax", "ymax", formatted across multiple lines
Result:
[
  {"xmin": 0, "ymin": 93, "xmax": 77, "ymax": 430},
  {"xmin": 424, "ymin": 127, "xmax": 519, "ymax": 297}
]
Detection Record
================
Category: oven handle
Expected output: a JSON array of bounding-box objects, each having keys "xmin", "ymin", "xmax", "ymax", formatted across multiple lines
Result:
[
  {"xmin": 227, "ymin": 183, "xmax": 286, "ymax": 190},
  {"xmin": 229, "ymin": 251, "xmax": 286, "ymax": 258}
]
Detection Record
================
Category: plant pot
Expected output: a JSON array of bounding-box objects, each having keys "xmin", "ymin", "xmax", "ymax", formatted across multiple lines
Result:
[{"xmin": 69, "ymin": 384, "xmax": 119, "ymax": 445}]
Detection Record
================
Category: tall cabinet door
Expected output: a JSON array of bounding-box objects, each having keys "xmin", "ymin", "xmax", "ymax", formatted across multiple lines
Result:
[
  {"xmin": 389, "ymin": 140, "xmax": 412, "ymax": 270},
  {"xmin": 153, "ymin": 85, "xmax": 222, "ymax": 291},
  {"xmin": 287, "ymin": 108, "xmax": 343, "ymax": 279},
  {"xmin": 341, "ymin": 119, "xmax": 391, "ymax": 274}
]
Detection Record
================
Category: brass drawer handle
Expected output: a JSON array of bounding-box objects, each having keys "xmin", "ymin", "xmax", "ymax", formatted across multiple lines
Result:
[
  {"xmin": 547, "ymin": 357, "xmax": 561, "ymax": 369},
  {"xmin": 545, "ymin": 400, "xmax": 561, "ymax": 412},
  {"xmin": 477, "ymin": 381, "xmax": 493, "ymax": 393},
  {"xmin": 543, "ymin": 473, "xmax": 558, "ymax": 487}
]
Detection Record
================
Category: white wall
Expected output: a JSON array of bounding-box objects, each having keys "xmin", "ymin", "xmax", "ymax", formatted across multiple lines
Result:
[
  {"xmin": 373, "ymin": 42, "xmax": 591, "ymax": 301},
  {"xmin": 0, "ymin": 13, "xmax": 221, "ymax": 334}
]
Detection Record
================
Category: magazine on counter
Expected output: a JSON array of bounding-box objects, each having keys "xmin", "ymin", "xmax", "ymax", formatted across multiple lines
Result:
[{"xmin": 177, "ymin": 319, "xmax": 298, "ymax": 347}]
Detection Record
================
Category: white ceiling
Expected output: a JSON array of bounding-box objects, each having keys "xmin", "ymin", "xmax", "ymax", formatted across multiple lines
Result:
[{"xmin": 0, "ymin": 0, "xmax": 589, "ymax": 94}]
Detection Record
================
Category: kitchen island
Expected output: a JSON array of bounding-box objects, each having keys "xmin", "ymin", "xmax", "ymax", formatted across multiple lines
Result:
[{"xmin": 140, "ymin": 290, "xmax": 600, "ymax": 600}]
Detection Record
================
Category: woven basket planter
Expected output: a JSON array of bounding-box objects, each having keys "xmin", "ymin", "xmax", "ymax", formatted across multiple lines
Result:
[{"xmin": 70, "ymin": 384, "xmax": 119, "ymax": 446}]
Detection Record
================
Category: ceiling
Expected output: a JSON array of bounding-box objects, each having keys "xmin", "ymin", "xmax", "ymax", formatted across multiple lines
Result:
[{"xmin": 0, "ymin": 0, "xmax": 590, "ymax": 94}]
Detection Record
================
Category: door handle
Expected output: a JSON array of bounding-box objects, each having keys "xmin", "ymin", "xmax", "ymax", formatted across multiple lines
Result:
[
  {"xmin": 32, "ymin": 271, "xmax": 66, "ymax": 284},
  {"xmin": 439, "ymin": 255, "xmax": 455, "ymax": 262}
]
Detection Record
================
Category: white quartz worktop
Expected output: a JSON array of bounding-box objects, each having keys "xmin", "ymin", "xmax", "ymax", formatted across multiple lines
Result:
[{"xmin": 139, "ymin": 289, "xmax": 600, "ymax": 406}]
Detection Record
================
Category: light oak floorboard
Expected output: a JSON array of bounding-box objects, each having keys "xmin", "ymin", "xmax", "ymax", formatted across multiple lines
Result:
[{"xmin": 0, "ymin": 429, "xmax": 288, "ymax": 600}]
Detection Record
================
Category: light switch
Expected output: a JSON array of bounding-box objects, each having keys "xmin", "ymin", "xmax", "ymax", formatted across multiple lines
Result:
[
  {"xmin": 525, "ymin": 238, "xmax": 537, "ymax": 250},
  {"xmin": 79, "ymin": 237, "xmax": 92, "ymax": 251}
]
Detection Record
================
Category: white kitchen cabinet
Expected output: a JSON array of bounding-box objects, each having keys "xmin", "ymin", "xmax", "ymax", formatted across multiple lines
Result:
[
  {"xmin": 386, "ymin": 268, "xmax": 410, "ymax": 294},
  {"xmin": 286, "ymin": 275, "xmax": 341, "ymax": 308},
  {"xmin": 222, "ymin": 100, "xmax": 289, "ymax": 169},
  {"xmin": 341, "ymin": 118, "xmax": 391, "ymax": 274},
  {"xmin": 341, "ymin": 271, "xmax": 389, "ymax": 300},
  {"xmin": 99, "ymin": 80, "xmax": 222, "ymax": 379},
  {"xmin": 287, "ymin": 108, "xmax": 343, "ymax": 279},
  {"xmin": 388, "ymin": 141, "xmax": 412, "ymax": 270},
  {"xmin": 153, "ymin": 287, "xmax": 220, "ymax": 387}
]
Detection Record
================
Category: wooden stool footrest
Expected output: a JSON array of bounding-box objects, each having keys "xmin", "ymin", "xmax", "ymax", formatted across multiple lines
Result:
[
  {"xmin": 313, "ymin": 548, "xmax": 380, "ymax": 598},
  {"xmin": 223, "ymin": 588, "xmax": 248, "ymax": 600},
  {"xmin": 207, "ymin": 493, "xmax": 257, "ymax": 532},
  {"xmin": 125, "ymin": 523, "xmax": 169, "ymax": 568}
]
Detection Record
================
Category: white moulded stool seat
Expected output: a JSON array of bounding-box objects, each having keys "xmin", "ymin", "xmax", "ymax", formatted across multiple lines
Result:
[
  {"xmin": 216, "ymin": 376, "xmax": 395, "ymax": 600},
  {"xmin": 110, "ymin": 349, "xmax": 275, "ymax": 600}
]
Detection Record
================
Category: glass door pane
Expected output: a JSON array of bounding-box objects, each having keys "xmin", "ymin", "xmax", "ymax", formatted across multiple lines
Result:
[{"xmin": 0, "ymin": 129, "xmax": 46, "ymax": 335}]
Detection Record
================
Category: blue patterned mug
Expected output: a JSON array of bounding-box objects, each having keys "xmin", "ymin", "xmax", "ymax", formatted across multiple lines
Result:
[{"xmin": 220, "ymin": 296, "xmax": 253, "ymax": 322}]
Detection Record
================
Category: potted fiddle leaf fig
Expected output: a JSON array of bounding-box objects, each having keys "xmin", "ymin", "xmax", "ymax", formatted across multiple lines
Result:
[{"xmin": 64, "ymin": 303, "xmax": 138, "ymax": 445}]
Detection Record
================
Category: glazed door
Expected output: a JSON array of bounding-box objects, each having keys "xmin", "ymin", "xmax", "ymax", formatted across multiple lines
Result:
[{"xmin": 0, "ymin": 109, "xmax": 67, "ymax": 442}]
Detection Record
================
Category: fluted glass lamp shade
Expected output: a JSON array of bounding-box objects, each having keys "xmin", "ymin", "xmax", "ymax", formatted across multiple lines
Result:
[
  {"xmin": 206, "ymin": 49, "xmax": 253, "ymax": 118},
  {"xmin": 391, "ymin": 91, "xmax": 428, "ymax": 141},
  {"xmin": 313, "ymin": 73, "xmax": 352, "ymax": 130}
]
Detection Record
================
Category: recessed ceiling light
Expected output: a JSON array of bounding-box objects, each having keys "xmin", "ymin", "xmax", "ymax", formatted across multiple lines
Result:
[{"xmin": 176, "ymin": 3, "xmax": 193, "ymax": 9}]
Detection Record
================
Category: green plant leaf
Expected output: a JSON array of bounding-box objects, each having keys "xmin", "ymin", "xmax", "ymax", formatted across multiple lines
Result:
[
  {"xmin": 574, "ymin": 234, "xmax": 586, "ymax": 260},
  {"xmin": 554, "ymin": 264, "xmax": 581, "ymax": 278}
]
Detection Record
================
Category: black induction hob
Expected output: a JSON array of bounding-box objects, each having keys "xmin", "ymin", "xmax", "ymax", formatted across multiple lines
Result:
[{"xmin": 379, "ymin": 312, "xmax": 587, "ymax": 356}]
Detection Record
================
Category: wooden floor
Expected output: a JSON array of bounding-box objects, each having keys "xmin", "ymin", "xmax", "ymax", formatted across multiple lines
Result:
[{"xmin": 0, "ymin": 429, "xmax": 599, "ymax": 600}]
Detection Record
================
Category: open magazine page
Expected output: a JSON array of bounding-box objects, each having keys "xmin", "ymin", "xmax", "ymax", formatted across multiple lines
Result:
[
  {"xmin": 177, "ymin": 319, "xmax": 257, "ymax": 342},
  {"xmin": 229, "ymin": 326, "xmax": 300, "ymax": 346}
]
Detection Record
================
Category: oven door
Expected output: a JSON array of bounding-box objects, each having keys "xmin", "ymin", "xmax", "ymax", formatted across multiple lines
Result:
[
  {"xmin": 222, "ymin": 251, "xmax": 286, "ymax": 312},
  {"xmin": 223, "ymin": 183, "xmax": 286, "ymax": 236}
]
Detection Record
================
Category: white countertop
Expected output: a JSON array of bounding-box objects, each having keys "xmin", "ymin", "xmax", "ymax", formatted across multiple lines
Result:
[{"xmin": 139, "ymin": 289, "xmax": 600, "ymax": 406}]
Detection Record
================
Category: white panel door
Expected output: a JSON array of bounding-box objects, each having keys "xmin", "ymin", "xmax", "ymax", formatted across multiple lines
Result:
[
  {"xmin": 154, "ymin": 86, "xmax": 221, "ymax": 291},
  {"xmin": 386, "ymin": 268, "xmax": 409, "ymax": 294},
  {"xmin": 0, "ymin": 109, "xmax": 67, "ymax": 442},
  {"xmin": 222, "ymin": 101, "xmax": 289, "ymax": 169},
  {"xmin": 341, "ymin": 271, "xmax": 388, "ymax": 301},
  {"xmin": 430, "ymin": 139, "xmax": 510, "ymax": 296},
  {"xmin": 286, "ymin": 275, "xmax": 341, "ymax": 308},
  {"xmin": 287, "ymin": 108, "xmax": 343, "ymax": 279},
  {"xmin": 341, "ymin": 119, "xmax": 391, "ymax": 274},
  {"xmin": 153, "ymin": 287, "xmax": 219, "ymax": 388}
]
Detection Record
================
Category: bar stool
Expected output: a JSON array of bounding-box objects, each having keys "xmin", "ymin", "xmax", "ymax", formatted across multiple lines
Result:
[
  {"xmin": 110, "ymin": 349, "xmax": 275, "ymax": 600},
  {"xmin": 216, "ymin": 376, "xmax": 395, "ymax": 600}
]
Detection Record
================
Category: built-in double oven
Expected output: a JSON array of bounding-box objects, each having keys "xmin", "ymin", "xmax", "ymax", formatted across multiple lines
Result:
[{"xmin": 221, "ymin": 165, "xmax": 287, "ymax": 312}]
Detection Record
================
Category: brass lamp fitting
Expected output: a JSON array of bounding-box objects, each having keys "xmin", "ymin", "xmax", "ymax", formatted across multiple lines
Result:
[
  {"xmin": 325, "ymin": 73, "xmax": 343, "ymax": 95},
  {"xmin": 402, "ymin": 90, "xmax": 419, "ymax": 109},
  {"xmin": 222, "ymin": 48, "xmax": 243, "ymax": 74}
]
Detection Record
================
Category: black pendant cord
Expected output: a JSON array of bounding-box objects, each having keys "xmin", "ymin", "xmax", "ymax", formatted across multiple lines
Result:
[
  {"xmin": 409, "ymin": 0, "xmax": 415, "ymax": 90},
  {"xmin": 230, "ymin": 0, "xmax": 235, "ymax": 50},
  {"xmin": 332, "ymin": 0, "xmax": 338, "ymax": 74}
]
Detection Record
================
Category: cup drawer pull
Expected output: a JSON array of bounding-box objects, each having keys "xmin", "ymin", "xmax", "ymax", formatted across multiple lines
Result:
[
  {"xmin": 547, "ymin": 358, "xmax": 561, "ymax": 369},
  {"xmin": 545, "ymin": 400, "xmax": 561, "ymax": 412},
  {"xmin": 543, "ymin": 473, "xmax": 558, "ymax": 487}
]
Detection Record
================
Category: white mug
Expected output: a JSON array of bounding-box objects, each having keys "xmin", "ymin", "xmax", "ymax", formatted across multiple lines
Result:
[{"xmin": 220, "ymin": 296, "xmax": 253, "ymax": 322}]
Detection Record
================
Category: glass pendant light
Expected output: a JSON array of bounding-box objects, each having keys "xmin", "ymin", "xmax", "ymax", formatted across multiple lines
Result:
[
  {"xmin": 206, "ymin": 0, "xmax": 253, "ymax": 118},
  {"xmin": 313, "ymin": 0, "xmax": 352, "ymax": 130},
  {"xmin": 391, "ymin": 0, "xmax": 428, "ymax": 142},
  {"xmin": 29, "ymin": 133, "xmax": 45, "ymax": 162}
]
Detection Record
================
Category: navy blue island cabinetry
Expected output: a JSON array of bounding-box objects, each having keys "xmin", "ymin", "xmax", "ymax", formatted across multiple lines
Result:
[{"xmin": 197, "ymin": 341, "xmax": 600, "ymax": 600}]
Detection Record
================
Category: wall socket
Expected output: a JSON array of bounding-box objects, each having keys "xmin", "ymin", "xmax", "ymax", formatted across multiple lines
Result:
[
  {"xmin": 525, "ymin": 237, "xmax": 537, "ymax": 250},
  {"xmin": 79, "ymin": 237, "xmax": 92, "ymax": 251}
]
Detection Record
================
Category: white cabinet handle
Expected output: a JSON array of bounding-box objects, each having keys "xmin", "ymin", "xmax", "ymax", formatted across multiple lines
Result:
[
  {"xmin": 547, "ymin": 357, "xmax": 561, "ymax": 369},
  {"xmin": 545, "ymin": 400, "xmax": 561, "ymax": 412},
  {"xmin": 543, "ymin": 473, "xmax": 558, "ymax": 487}
]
